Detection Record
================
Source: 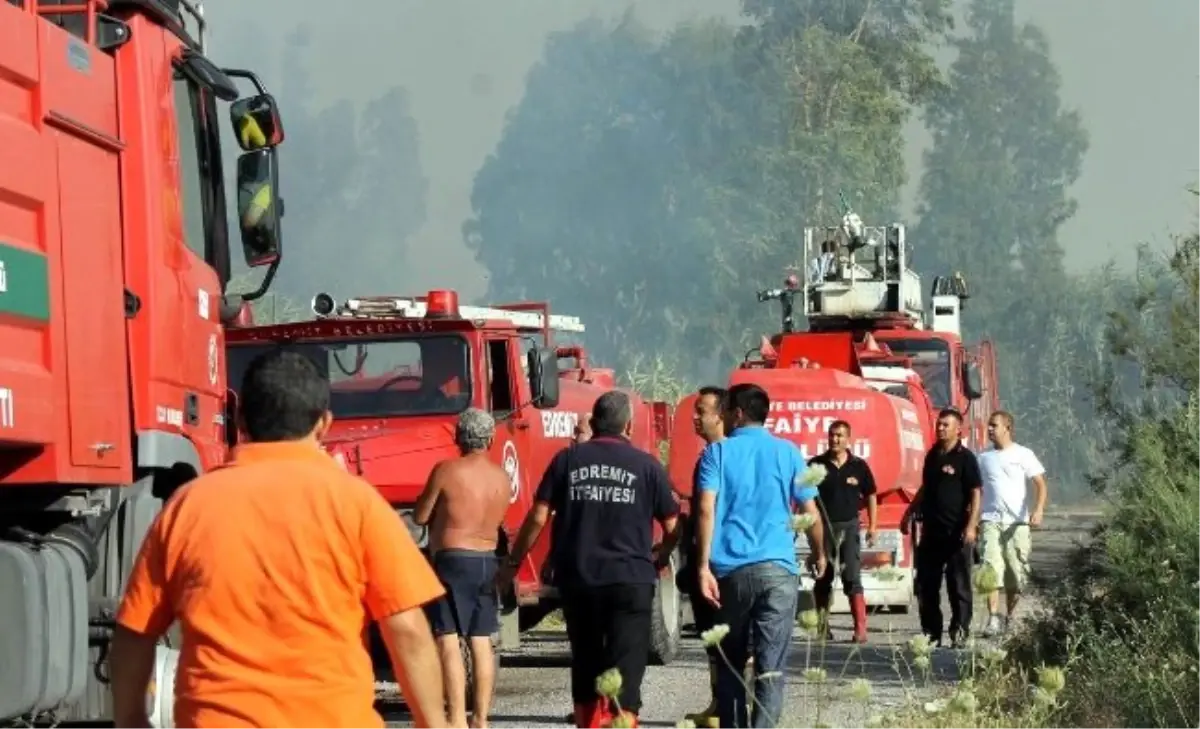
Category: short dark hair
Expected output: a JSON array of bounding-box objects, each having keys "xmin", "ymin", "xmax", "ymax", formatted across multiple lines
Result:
[
  {"xmin": 829, "ymin": 419, "xmax": 851, "ymax": 435},
  {"xmin": 992, "ymin": 410, "xmax": 1015, "ymax": 432},
  {"xmin": 726, "ymin": 383, "xmax": 770, "ymax": 424},
  {"xmin": 591, "ymin": 390, "xmax": 633, "ymax": 437},
  {"xmin": 697, "ymin": 385, "xmax": 727, "ymax": 406},
  {"xmin": 240, "ymin": 349, "xmax": 330, "ymax": 442},
  {"xmin": 937, "ymin": 407, "xmax": 963, "ymax": 423}
]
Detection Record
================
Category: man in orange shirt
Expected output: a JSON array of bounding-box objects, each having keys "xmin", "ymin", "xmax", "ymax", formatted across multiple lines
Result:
[{"xmin": 109, "ymin": 350, "xmax": 449, "ymax": 728}]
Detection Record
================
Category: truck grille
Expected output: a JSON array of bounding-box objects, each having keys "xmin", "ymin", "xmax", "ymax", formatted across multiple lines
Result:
[{"xmin": 795, "ymin": 528, "xmax": 905, "ymax": 565}]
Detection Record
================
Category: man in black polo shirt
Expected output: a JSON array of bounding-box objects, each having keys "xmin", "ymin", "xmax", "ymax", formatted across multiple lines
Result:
[
  {"xmin": 901, "ymin": 408, "xmax": 982, "ymax": 648},
  {"xmin": 498, "ymin": 390, "xmax": 681, "ymax": 728},
  {"xmin": 810, "ymin": 420, "xmax": 878, "ymax": 644}
]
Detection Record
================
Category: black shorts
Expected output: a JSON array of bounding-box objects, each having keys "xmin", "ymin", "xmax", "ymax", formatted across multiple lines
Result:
[{"xmin": 424, "ymin": 549, "xmax": 500, "ymax": 638}]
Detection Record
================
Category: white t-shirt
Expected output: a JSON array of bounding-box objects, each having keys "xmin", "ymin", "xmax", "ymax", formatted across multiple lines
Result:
[{"xmin": 978, "ymin": 443, "xmax": 1046, "ymax": 524}]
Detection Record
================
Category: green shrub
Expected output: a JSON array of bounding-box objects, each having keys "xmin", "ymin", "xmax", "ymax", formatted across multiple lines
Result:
[{"xmin": 1005, "ymin": 232, "xmax": 1200, "ymax": 728}]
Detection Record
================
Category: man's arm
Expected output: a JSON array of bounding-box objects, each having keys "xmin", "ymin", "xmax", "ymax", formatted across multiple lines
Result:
[
  {"xmin": 963, "ymin": 453, "xmax": 983, "ymax": 543},
  {"xmin": 1024, "ymin": 448, "xmax": 1049, "ymax": 525},
  {"xmin": 902, "ymin": 451, "xmax": 933, "ymax": 529},
  {"xmin": 694, "ymin": 444, "xmax": 720, "ymax": 573},
  {"xmin": 412, "ymin": 461, "xmax": 444, "ymax": 527},
  {"xmin": 649, "ymin": 461, "xmax": 682, "ymax": 567},
  {"xmin": 111, "ymin": 516, "xmax": 176, "ymax": 728},
  {"xmin": 862, "ymin": 465, "xmax": 879, "ymax": 540},
  {"xmin": 800, "ymin": 497, "xmax": 826, "ymax": 565},
  {"xmin": 377, "ymin": 609, "xmax": 447, "ymax": 728},
  {"xmin": 359, "ymin": 486, "xmax": 448, "ymax": 728},
  {"xmin": 506, "ymin": 449, "xmax": 567, "ymax": 565},
  {"xmin": 1029, "ymin": 474, "xmax": 1048, "ymax": 524}
]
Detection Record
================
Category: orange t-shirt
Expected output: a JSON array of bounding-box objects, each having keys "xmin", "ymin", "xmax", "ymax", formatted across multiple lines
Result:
[{"xmin": 116, "ymin": 440, "xmax": 445, "ymax": 728}]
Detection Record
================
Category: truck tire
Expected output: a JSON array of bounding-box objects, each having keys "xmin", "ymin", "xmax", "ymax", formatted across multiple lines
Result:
[{"xmin": 648, "ymin": 549, "xmax": 683, "ymax": 666}]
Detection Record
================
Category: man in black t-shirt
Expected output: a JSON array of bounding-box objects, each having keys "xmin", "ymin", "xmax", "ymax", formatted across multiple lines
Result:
[
  {"xmin": 901, "ymin": 408, "xmax": 982, "ymax": 648},
  {"xmin": 498, "ymin": 391, "xmax": 681, "ymax": 728},
  {"xmin": 809, "ymin": 420, "xmax": 878, "ymax": 644}
]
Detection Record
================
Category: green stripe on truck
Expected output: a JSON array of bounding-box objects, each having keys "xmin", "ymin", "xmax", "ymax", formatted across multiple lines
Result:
[{"xmin": 0, "ymin": 241, "xmax": 50, "ymax": 322}]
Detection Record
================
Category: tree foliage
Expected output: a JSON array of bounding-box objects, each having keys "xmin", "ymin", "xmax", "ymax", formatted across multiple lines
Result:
[
  {"xmin": 1009, "ymin": 230, "xmax": 1199, "ymax": 729},
  {"xmin": 911, "ymin": 0, "xmax": 1098, "ymax": 495},
  {"xmin": 465, "ymin": 1, "xmax": 953, "ymax": 377}
]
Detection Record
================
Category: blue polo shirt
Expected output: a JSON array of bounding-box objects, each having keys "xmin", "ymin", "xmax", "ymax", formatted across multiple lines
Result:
[{"xmin": 696, "ymin": 425, "xmax": 818, "ymax": 578}]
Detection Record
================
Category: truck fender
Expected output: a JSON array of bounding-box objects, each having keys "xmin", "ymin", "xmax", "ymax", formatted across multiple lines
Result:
[{"xmin": 136, "ymin": 431, "xmax": 202, "ymax": 474}]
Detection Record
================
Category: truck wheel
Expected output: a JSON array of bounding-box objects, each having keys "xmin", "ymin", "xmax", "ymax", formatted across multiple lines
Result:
[{"xmin": 648, "ymin": 550, "xmax": 683, "ymax": 666}]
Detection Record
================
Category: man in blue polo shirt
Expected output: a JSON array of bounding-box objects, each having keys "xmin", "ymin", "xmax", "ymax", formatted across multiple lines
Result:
[{"xmin": 694, "ymin": 383, "xmax": 826, "ymax": 728}]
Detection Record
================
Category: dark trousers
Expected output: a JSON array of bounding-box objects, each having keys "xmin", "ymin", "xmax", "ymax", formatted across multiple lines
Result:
[
  {"xmin": 815, "ymin": 519, "xmax": 863, "ymax": 601},
  {"xmin": 714, "ymin": 562, "xmax": 798, "ymax": 728},
  {"xmin": 561, "ymin": 583, "xmax": 655, "ymax": 712},
  {"xmin": 916, "ymin": 530, "xmax": 974, "ymax": 641},
  {"xmin": 687, "ymin": 549, "xmax": 720, "ymax": 659}
]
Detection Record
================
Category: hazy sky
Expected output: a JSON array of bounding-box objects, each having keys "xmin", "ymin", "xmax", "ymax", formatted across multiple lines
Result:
[{"xmin": 208, "ymin": 0, "xmax": 1199, "ymax": 303}]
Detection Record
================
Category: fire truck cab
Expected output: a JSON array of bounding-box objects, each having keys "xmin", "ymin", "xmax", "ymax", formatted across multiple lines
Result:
[
  {"xmin": 224, "ymin": 290, "xmax": 683, "ymax": 691},
  {"xmin": 0, "ymin": 0, "xmax": 287, "ymax": 723}
]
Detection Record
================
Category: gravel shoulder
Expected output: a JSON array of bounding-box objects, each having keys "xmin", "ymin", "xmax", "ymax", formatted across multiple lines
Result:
[{"xmin": 384, "ymin": 511, "xmax": 1096, "ymax": 728}]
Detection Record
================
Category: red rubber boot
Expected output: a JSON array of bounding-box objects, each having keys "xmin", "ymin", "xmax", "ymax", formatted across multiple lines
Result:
[{"xmin": 850, "ymin": 593, "xmax": 869, "ymax": 643}]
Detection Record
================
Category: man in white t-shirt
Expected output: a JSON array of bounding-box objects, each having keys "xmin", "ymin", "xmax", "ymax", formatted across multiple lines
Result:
[{"xmin": 976, "ymin": 410, "xmax": 1049, "ymax": 637}]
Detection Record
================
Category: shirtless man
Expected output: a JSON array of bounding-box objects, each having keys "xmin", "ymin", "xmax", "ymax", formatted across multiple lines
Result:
[{"xmin": 414, "ymin": 408, "xmax": 511, "ymax": 728}]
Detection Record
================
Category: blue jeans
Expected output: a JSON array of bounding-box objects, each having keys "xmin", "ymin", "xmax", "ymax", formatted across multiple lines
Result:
[{"xmin": 713, "ymin": 561, "xmax": 799, "ymax": 728}]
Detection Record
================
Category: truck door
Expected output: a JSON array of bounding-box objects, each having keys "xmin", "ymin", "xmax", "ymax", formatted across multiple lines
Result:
[
  {"xmin": 52, "ymin": 44, "xmax": 132, "ymax": 469},
  {"xmin": 484, "ymin": 337, "xmax": 533, "ymax": 539}
]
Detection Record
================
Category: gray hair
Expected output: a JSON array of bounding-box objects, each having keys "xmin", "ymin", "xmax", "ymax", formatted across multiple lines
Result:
[
  {"xmin": 456, "ymin": 408, "xmax": 495, "ymax": 453},
  {"xmin": 591, "ymin": 390, "xmax": 633, "ymax": 437}
]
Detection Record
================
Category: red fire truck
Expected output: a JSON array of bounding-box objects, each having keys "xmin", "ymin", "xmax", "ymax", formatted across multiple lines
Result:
[
  {"xmin": 0, "ymin": 0, "xmax": 287, "ymax": 723},
  {"xmin": 224, "ymin": 290, "xmax": 684, "ymax": 701},
  {"xmin": 667, "ymin": 211, "xmax": 999, "ymax": 614}
]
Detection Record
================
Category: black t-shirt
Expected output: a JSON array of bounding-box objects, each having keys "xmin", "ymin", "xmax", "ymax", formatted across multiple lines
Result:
[
  {"xmin": 918, "ymin": 441, "xmax": 982, "ymax": 535},
  {"xmin": 808, "ymin": 451, "xmax": 877, "ymax": 523},
  {"xmin": 536, "ymin": 435, "xmax": 680, "ymax": 588}
]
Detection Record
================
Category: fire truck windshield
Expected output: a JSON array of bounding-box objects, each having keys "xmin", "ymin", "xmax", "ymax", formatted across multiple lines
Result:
[
  {"xmin": 227, "ymin": 335, "xmax": 473, "ymax": 419},
  {"xmin": 874, "ymin": 337, "xmax": 952, "ymax": 408}
]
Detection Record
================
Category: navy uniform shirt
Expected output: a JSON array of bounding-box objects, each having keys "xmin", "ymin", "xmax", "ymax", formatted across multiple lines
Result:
[
  {"xmin": 537, "ymin": 435, "xmax": 679, "ymax": 588},
  {"xmin": 808, "ymin": 450, "xmax": 877, "ymax": 524},
  {"xmin": 919, "ymin": 440, "xmax": 982, "ymax": 536}
]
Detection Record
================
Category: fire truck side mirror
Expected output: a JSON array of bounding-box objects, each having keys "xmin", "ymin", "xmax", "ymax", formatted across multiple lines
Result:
[
  {"xmin": 963, "ymin": 360, "xmax": 983, "ymax": 400},
  {"xmin": 229, "ymin": 94, "xmax": 285, "ymax": 151},
  {"xmin": 236, "ymin": 149, "xmax": 282, "ymax": 268},
  {"xmin": 527, "ymin": 347, "xmax": 561, "ymax": 409}
]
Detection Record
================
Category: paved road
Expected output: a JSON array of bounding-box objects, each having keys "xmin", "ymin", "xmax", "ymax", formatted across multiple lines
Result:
[{"xmin": 383, "ymin": 511, "xmax": 1096, "ymax": 727}]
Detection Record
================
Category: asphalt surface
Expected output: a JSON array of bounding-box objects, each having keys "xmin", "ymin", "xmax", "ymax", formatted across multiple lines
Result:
[{"xmin": 382, "ymin": 511, "xmax": 1097, "ymax": 727}]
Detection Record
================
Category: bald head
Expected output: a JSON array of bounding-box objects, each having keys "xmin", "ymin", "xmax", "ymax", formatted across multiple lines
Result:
[
  {"xmin": 591, "ymin": 390, "xmax": 633, "ymax": 438},
  {"xmin": 456, "ymin": 407, "xmax": 495, "ymax": 453}
]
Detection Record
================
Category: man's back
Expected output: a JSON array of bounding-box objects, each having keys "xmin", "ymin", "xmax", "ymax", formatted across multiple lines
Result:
[
  {"xmin": 116, "ymin": 442, "xmax": 443, "ymax": 728},
  {"xmin": 542, "ymin": 437, "xmax": 678, "ymax": 588},
  {"xmin": 698, "ymin": 425, "xmax": 815, "ymax": 578},
  {"xmin": 427, "ymin": 454, "xmax": 511, "ymax": 553}
]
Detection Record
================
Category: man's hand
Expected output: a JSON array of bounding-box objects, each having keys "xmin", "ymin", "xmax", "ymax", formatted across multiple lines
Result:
[
  {"xmin": 1029, "ymin": 509, "xmax": 1044, "ymax": 528},
  {"xmin": 963, "ymin": 524, "xmax": 978, "ymax": 546},
  {"xmin": 806, "ymin": 552, "xmax": 827, "ymax": 579},
  {"xmin": 651, "ymin": 543, "xmax": 671, "ymax": 571},
  {"xmin": 495, "ymin": 559, "xmax": 518, "ymax": 594},
  {"xmin": 698, "ymin": 565, "xmax": 721, "ymax": 608},
  {"xmin": 866, "ymin": 526, "xmax": 878, "ymax": 547}
]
